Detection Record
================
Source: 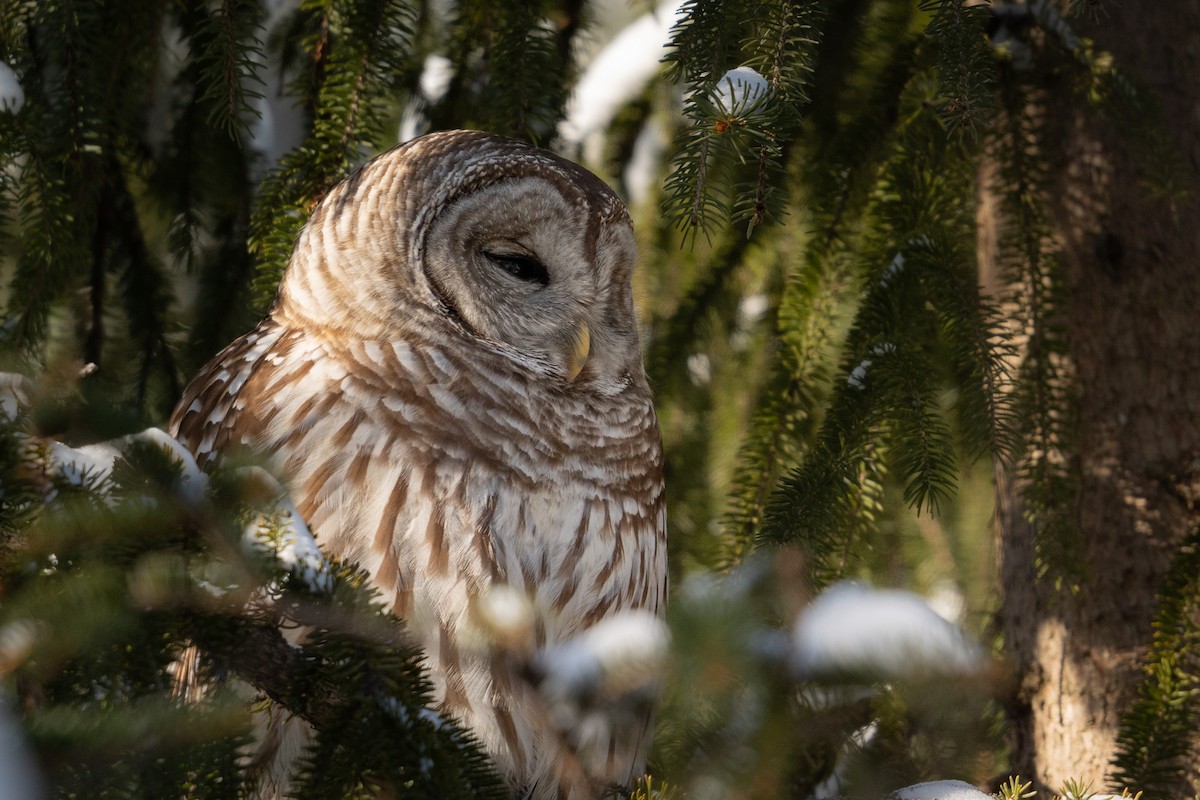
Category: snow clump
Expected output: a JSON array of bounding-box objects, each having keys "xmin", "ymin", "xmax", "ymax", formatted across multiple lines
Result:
[
  {"xmin": 239, "ymin": 466, "xmax": 334, "ymax": 595},
  {"xmin": 0, "ymin": 62, "xmax": 23, "ymax": 114},
  {"xmin": 712, "ymin": 66, "xmax": 770, "ymax": 115},
  {"xmin": 887, "ymin": 779, "xmax": 993, "ymax": 800},
  {"xmin": 535, "ymin": 610, "xmax": 669, "ymax": 701},
  {"xmin": 791, "ymin": 581, "xmax": 983, "ymax": 681}
]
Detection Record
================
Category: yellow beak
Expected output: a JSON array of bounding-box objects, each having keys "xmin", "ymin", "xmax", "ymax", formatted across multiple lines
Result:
[{"xmin": 566, "ymin": 320, "xmax": 591, "ymax": 382}]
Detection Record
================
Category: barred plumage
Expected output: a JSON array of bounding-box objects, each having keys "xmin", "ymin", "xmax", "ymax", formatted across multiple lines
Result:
[{"xmin": 170, "ymin": 130, "xmax": 666, "ymax": 799}]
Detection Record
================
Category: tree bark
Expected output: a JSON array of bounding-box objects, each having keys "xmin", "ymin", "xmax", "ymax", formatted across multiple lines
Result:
[{"xmin": 990, "ymin": 4, "xmax": 1200, "ymax": 793}]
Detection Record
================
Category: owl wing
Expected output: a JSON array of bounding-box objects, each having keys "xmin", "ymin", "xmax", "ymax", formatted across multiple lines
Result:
[
  {"xmin": 168, "ymin": 320, "xmax": 339, "ymax": 794},
  {"xmin": 169, "ymin": 323, "xmax": 291, "ymax": 469}
]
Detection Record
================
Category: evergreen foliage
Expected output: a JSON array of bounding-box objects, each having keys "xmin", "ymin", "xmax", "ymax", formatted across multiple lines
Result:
[
  {"xmin": 0, "ymin": 0, "xmax": 1195, "ymax": 796},
  {"xmin": 0, "ymin": 390, "xmax": 504, "ymax": 798},
  {"xmin": 732, "ymin": 22, "xmax": 1014, "ymax": 588},
  {"xmin": 990, "ymin": 31, "xmax": 1081, "ymax": 590},
  {"xmin": 1110, "ymin": 525, "xmax": 1200, "ymax": 800},
  {"xmin": 921, "ymin": 0, "xmax": 993, "ymax": 137},
  {"xmin": 248, "ymin": 0, "xmax": 417, "ymax": 306},
  {"xmin": 661, "ymin": 0, "xmax": 819, "ymax": 240}
]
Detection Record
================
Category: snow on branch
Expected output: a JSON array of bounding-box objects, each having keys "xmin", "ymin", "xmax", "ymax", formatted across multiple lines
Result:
[
  {"xmin": 791, "ymin": 581, "xmax": 984, "ymax": 681},
  {"xmin": 887, "ymin": 779, "xmax": 993, "ymax": 799}
]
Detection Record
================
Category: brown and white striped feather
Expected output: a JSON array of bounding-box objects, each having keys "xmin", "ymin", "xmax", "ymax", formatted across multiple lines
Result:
[
  {"xmin": 170, "ymin": 129, "xmax": 666, "ymax": 800},
  {"xmin": 170, "ymin": 322, "xmax": 665, "ymax": 797}
]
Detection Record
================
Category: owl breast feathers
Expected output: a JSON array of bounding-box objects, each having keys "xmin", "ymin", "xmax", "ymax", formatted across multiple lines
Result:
[{"xmin": 169, "ymin": 129, "xmax": 667, "ymax": 799}]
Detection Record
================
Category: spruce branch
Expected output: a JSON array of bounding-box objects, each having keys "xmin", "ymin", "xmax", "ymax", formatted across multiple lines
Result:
[
  {"xmin": 1110, "ymin": 525, "xmax": 1200, "ymax": 798},
  {"xmin": 193, "ymin": 0, "xmax": 267, "ymax": 142},
  {"xmin": 871, "ymin": 344, "xmax": 958, "ymax": 515},
  {"xmin": 722, "ymin": 254, "xmax": 839, "ymax": 566},
  {"xmin": 661, "ymin": 0, "xmax": 740, "ymax": 241},
  {"xmin": 4, "ymin": 1, "xmax": 99, "ymax": 351},
  {"xmin": 249, "ymin": 0, "xmax": 416, "ymax": 309},
  {"xmin": 185, "ymin": 603, "xmax": 407, "ymax": 732},
  {"xmin": 906, "ymin": 233, "xmax": 1019, "ymax": 462},
  {"xmin": 994, "ymin": 63, "xmax": 1083, "ymax": 589},
  {"xmin": 736, "ymin": 0, "xmax": 819, "ymax": 231},
  {"xmin": 2, "ymin": 419, "xmax": 504, "ymax": 799},
  {"xmin": 920, "ymin": 0, "xmax": 994, "ymax": 137},
  {"xmin": 107, "ymin": 154, "xmax": 183, "ymax": 411},
  {"xmin": 721, "ymin": 25, "xmax": 925, "ymax": 562},
  {"xmin": 432, "ymin": 0, "xmax": 571, "ymax": 143}
]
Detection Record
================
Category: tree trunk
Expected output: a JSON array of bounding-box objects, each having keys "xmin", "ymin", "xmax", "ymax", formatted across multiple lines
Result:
[{"xmin": 990, "ymin": 4, "xmax": 1200, "ymax": 793}]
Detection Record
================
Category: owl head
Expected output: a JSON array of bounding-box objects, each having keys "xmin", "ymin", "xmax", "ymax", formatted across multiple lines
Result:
[{"xmin": 274, "ymin": 130, "xmax": 645, "ymax": 393}]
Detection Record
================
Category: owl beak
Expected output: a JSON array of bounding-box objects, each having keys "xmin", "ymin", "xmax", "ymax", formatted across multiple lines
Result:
[{"xmin": 566, "ymin": 320, "xmax": 591, "ymax": 382}]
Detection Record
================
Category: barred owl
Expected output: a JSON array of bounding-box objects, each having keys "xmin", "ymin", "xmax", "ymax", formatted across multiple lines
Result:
[{"xmin": 169, "ymin": 130, "xmax": 666, "ymax": 799}]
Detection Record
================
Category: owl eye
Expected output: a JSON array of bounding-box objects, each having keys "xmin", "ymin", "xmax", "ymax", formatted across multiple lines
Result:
[{"xmin": 484, "ymin": 251, "xmax": 550, "ymax": 287}]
